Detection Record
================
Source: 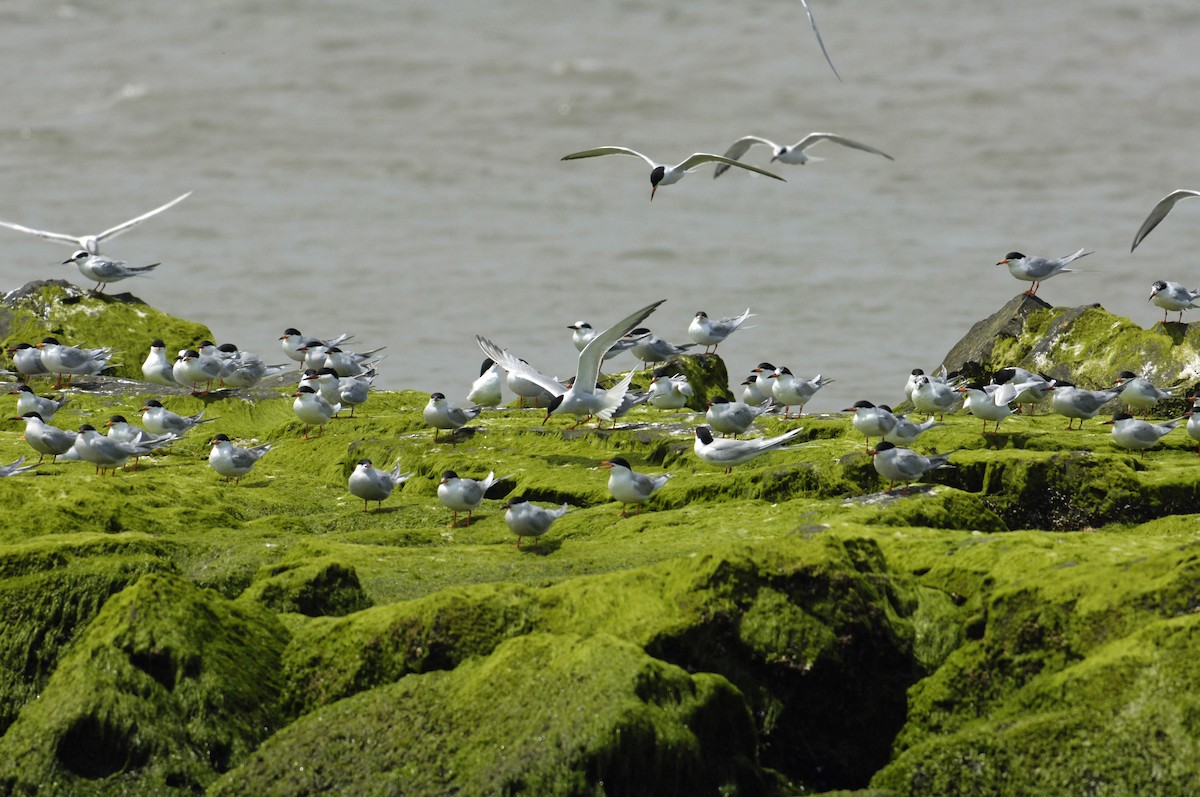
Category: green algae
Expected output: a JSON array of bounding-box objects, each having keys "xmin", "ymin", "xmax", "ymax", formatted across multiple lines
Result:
[
  {"xmin": 0, "ymin": 573, "xmax": 289, "ymax": 795},
  {"xmin": 216, "ymin": 632, "xmax": 763, "ymax": 797}
]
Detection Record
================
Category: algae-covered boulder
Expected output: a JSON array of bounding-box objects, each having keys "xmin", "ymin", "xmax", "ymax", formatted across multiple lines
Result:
[
  {"xmin": 215, "ymin": 632, "xmax": 763, "ymax": 797},
  {"xmin": 239, "ymin": 558, "xmax": 373, "ymax": 617},
  {"xmin": 1, "ymin": 280, "xmax": 212, "ymax": 382},
  {"xmin": 0, "ymin": 572, "xmax": 289, "ymax": 795}
]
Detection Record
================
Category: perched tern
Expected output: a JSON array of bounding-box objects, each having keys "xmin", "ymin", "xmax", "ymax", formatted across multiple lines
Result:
[
  {"xmin": 688, "ymin": 309, "xmax": 753, "ymax": 354},
  {"xmin": 12, "ymin": 412, "xmax": 76, "ymax": 463},
  {"xmin": 0, "ymin": 192, "xmax": 191, "ymax": 255},
  {"xmin": 600, "ymin": 457, "xmax": 672, "ymax": 517},
  {"xmin": 347, "ymin": 459, "xmax": 412, "ymax": 512},
  {"xmin": 8, "ymin": 343, "xmax": 47, "ymax": 380},
  {"xmin": 693, "ymin": 424, "xmax": 804, "ymax": 473},
  {"xmin": 567, "ymin": 322, "xmax": 642, "ymax": 361},
  {"xmin": 705, "ymin": 396, "xmax": 773, "ymax": 437},
  {"xmin": 869, "ymin": 441, "xmax": 955, "ymax": 493},
  {"xmin": 957, "ymin": 383, "xmax": 1018, "ymax": 434},
  {"xmin": 768, "ymin": 368, "xmax": 833, "ymax": 419},
  {"xmin": 713, "ymin": 132, "xmax": 892, "ymax": 178},
  {"xmin": 1131, "ymin": 189, "xmax": 1200, "ymax": 252},
  {"xmin": 279, "ymin": 328, "xmax": 353, "ymax": 370},
  {"xmin": 323, "ymin": 345, "xmax": 384, "ymax": 378},
  {"xmin": 218, "ymin": 345, "xmax": 289, "ymax": 389},
  {"xmin": 741, "ymin": 372, "xmax": 772, "ymax": 405},
  {"xmin": 911, "ymin": 375, "xmax": 961, "ymax": 419},
  {"xmin": 172, "ymin": 349, "xmax": 223, "ymax": 395},
  {"xmin": 300, "ymin": 367, "xmax": 342, "ymax": 406},
  {"xmin": 478, "ymin": 299, "xmax": 666, "ymax": 428},
  {"xmin": 1051, "ymin": 384, "xmax": 1125, "ymax": 430},
  {"xmin": 997, "ymin": 249, "xmax": 1091, "ymax": 296},
  {"xmin": 141, "ymin": 339, "xmax": 177, "ymax": 386},
  {"xmin": 467, "ymin": 358, "xmax": 504, "ymax": 407},
  {"xmin": 504, "ymin": 361, "xmax": 556, "ymax": 408},
  {"xmin": 423, "ymin": 392, "xmax": 481, "ymax": 442},
  {"xmin": 503, "ymin": 498, "xmax": 570, "ymax": 549},
  {"xmin": 0, "ymin": 457, "xmax": 35, "ymax": 477},
  {"xmin": 10, "ymin": 384, "xmax": 67, "ymax": 422},
  {"xmin": 904, "ymin": 367, "xmax": 952, "ymax": 404},
  {"xmin": 845, "ymin": 400, "xmax": 899, "ymax": 452},
  {"xmin": 62, "ymin": 250, "xmax": 159, "ymax": 294},
  {"xmin": 881, "ymin": 411, "xmax": 941, "ymax": 446},
  {"xmin": 36, "ymin": 337, "xmax": 111, "ymax": 385},
  {"xmin": 337, "ymin": 368, "xmax": 376, "ymax": 417},
  {"xmin": 105, "ymin": 415, "xmax": 173, "ymax": 453},
  {"xmin": 1148, "ymin": 280, "xmax": 1200, "ymax": 324},
  {"xmin": 1186, "ymin": 397, "xmax": 1200, "ymax": 455},
  {"xmin": 1113, "ymin": 371, "xmax": 1180, "ymax": 417},
  {"xmin": 648, "ymin": 372, "xmax": 694, "ymax": 410},
  {"xmin": 141, "ymin": 400, "xmax": 213, "ymax": 437},
  {"xmin": 1103, "ymin": 412, "xmax": 1182, "ymax": 458},
  {"xmin": 561, "ymin": 147, "xmax": 784, "ymax": 200},
  {"xmin": 438, "ymin": 470, "xmax": 503, "ymax": 528},
  {"xmin": 991, "ymin": 367, "xmax": 1054, "ymax": 414},
  {"xmin": 292, "ymin": 385, "xmax": 339, "ymax": 438},
  {"xmin": 73, "ymin": 424, "xmax": 160, "ymax": 474},
  {"xmin": 208, "ymin": 434, "xmax": 274, "ymax": 483},
  {"xmin": 628, "ymin": 329, "xmax": 695, "ymax": 368}
]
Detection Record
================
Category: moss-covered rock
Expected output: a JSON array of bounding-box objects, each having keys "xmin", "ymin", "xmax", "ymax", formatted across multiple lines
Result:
[
  {"xmin": 216, "ymin": 632, "xmax": 763, "ymax": 797},
  {"xmin": 0, "ymin": 572, "xmax": 289, "ymax": 795}
]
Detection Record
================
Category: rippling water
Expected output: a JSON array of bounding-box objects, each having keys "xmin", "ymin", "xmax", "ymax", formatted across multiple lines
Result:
[{"xmin": 2, "ymin": 1, "xmax": 1198, "ymax": 408}]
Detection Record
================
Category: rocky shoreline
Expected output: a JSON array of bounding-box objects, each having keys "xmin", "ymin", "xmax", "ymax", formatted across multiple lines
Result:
[{"xmin": 2, "ymin": 283, "xmax": 1199, "ymax": 796}]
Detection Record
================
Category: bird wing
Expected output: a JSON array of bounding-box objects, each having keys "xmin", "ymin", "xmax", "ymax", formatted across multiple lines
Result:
[
  {"xmin": 0, "ymin": 218, "xmax": 81, "ymax": 247},
  {"xmin": 594, "ymin": 369, "xmax": 637, "ymax": 420},
  {"xmin": 676, "ymin": 153, "xmax": 785, "ymax": 181},
  {"xmin": 713, "ymin": 137, "xmax": 779, "ymax": 178},
  {"xmin": 799, "ymin": 0, "xmax": 841, "ymax": 81},
  {"xmin": 793, "ymin": 132, "xmax": 894, "ymax": 160},
  {"xmin": 475, "ymin": 336, "xmax": 566, "ymax": 397},
  {"xmin": 95, "ymin": 192, "xmax": 192, "ymax": 243},
  {"xmin": 576, "ymin": 298, "xmax": 666, "ymax": 392},
  {"xmin": 561, "ymin": 147, "xmax": 654, "ymax": 166},
  {"xmin": 1132, "ymin": 189, "xmax": 1200, "ymax": 251}
]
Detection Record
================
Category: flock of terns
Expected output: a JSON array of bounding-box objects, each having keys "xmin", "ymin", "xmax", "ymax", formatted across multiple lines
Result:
[{"xmin": 4, "ymin": 2, "xmax": 1200, "ymax": 543}]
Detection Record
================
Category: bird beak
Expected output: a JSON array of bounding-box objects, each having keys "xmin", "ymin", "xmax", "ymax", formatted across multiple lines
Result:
[
  {"xmin": 1148, "ymin": 293, "xmax": 1157, "ymax": 301},
  {"xmin": 996, "ymin": 259, "xmax": 1008, "ymax": 266},
  {"xmin": 600, "ymin": 461, "xmax": 613, "ymax": 469},
  {"xmin": 650, "ymin": 185, "xmax": 657, "ymax": 201}
]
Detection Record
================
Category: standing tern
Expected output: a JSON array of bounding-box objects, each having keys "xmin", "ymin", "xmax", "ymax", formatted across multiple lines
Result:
[
  {"xmin": 1148, "ymin": 280, "xmax": 1200, "ymax": 324},
  {"xmin": 1051, "ymin": 384, "xmax": 1125, "ymax": 430},
  {"xmin": 647, "ymin": 372, "xmax": 694, "ymax": 410},
  {"xmin": 693, "ymin": 425, "xmax": 804, "ymax": 473},
  {"xmin": 1112, "ymin": 371, "xmax": 1180, "ymax": 417},
  {"xmin": 996, "ymin": 249, "xmax": 1091, "ymax": 296},
  {"xmin": 208, "ymin": 434, "xmax": 274, "ymax": 484},
  {"xmin": 8, "ymin": 342, "xmax": 47, "ymax": 380},
  {"xmin": 1103, "ymin": 412, "xmax": 1182, "ymax": 458},
  {"xmin": 688, "ymin": 309, "xmax": 753, "ymax": 354},
  {"xmin": 347, "ymin": 459, "xmax": 412, "ymax": 512},
  {"xmin": 477, "ymin": 299, "xmax": 666, "ymax": 428},
  {"xmin": 10, "ymin": 384, "xmax": 67, "ymax": 422},
  {"xmin": 141, "ymin": 339, "xmax": 177, "ymax": 386},
  {"xmin": 467, "ymin": 358, "xmax": 504, "ymax": 407},
  {"xmin": 600, "ymin": 457, "xmax": 671, "ymax": 517},
  {"xmin": 845, "ymin": 400, "xmax": 898, "ymax": 452},
  {"xmin": 423, "ymin": 392, "xmax": 481, "ymax": 442},
  {"xmin": 869, "ymin": 442, "xmax": 955, "ymax": 493},
  {"xmin": 705, "ymin": 396, "xmax": 773, "ymax": 437},
  {"xmin": 628, "ymin": 329, "xmax": 695, "ymax": 368},
  {"xmin": 768, "ymin": 367, "xmax": 833, "ymax": 418},
  {"xmin": 73, "ymin": 424, "xmax": 161, "ymax": 474},
  {"xmin": 0, "ymin": 192, "xmax": 191, "ymax": 255},
  {"xmin": 561, "ymin": 148, "xmax": 784, "ymax": 200},
  {"xmin": 62, "ymin": 250, "xmax": 159, "ymax": 294},
  {"xmin": 438, "ymin": 470, "xmax": 502, "ymax": 528},
  {"xmin": 292, "ymin": 385, "xmax": 339, "ymax": 438},
  {"xmin": 141, "ymin": 400, "xmax": 213, "ymax": 437},
  {"xmin": 12, "ymin": 412, "xmax": 76, "ymax": 463},
  {"xmin": 1131, "ymin": 189, "xmax": 1200, "ymax": 251},
  {"xmin": 713, "ymin": 132, "xmax": 892, "ymax": 178},
  {"xmin": 504, "ymin": 498, "xmax": 570, "ymax": 549}
]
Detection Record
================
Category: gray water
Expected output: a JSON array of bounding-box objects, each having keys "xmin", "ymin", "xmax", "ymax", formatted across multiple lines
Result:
[{"xmin": 3, "ymin": 1, "xmax": 1199, "ymax": 409}]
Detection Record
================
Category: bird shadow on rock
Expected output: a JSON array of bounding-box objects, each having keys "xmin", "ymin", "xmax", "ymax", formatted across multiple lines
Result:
[
  {"xmin": 515, "ymin": 538, "xmax": 563, "ymax": 556},
  {"xmin": 1152, "ymin": 321, "xmax": 1190, "ymax": 346}
]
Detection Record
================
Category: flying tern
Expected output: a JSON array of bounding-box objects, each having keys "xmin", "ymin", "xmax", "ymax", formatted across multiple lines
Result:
[
  {"xmin": 0, "ymin": 192, "xmax": 191, "ymax": 255},
  {"xmin": 561, "ymin": 147, "xmax": 784, "ymax": 200},
  {"xmin": 1131, "ymin": 189, "xmax": 1200, "ymax": 251},
  {"xmin": 713, "ymin": 132, "xmax": 892, "ymax": 178}
]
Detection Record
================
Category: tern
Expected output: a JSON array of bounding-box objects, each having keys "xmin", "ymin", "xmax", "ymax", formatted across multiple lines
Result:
[
  {"xmin": 1131, "ymin": 189, "xmax": 1200, "ymax": 251},
  {"xmin": 279, "ymin": 328, "xmax": 353, "ymax": 370},
  {"xmin": 991, "ymin": 367, "xmax": 1054, "ymax": 414},
  {"xmin": 62, "ymin": 250, "xmax": 159, "ymax": 294},
  {"xmin": 1103, "ymin": 412, "xmax": 1182, "ymax": 458},
  {"xmin": 845, "ymin": 400, "xmax": 899, "ymax": 452},
  {"xmin": 73, "ymin": 424, "xmax": 161, "ymax": 474},
  {"xmin": 218, "ymin": 345, "xmax": 289, "ymax": 389},
  {"xmin": 0, "ymin": 192, "xmax": 191, "ymax": 255},
  {"xmin": 36, "ymin": 337, "xmax": 112, "ymax": 386},
  {"xmin": 713, "ymin": 132, "xmax": 892, "ymax": 178},
  {"xmin": 141, "ymin": 400, "xmax": 213, "ymax": 437},
  {"xmin": 423, "ymin": 392, "xmax": 481, "ymax": 442},
  {"xmin": 693, "ymin": 424, "xmax": 804, "ymax": 473},
  {"xmin": 997, "ymin": 249, "xmax": 1091, "ymax": 296},
  {"xmin": 911, "ymin": 375, "xmax": 961, "ymax": 419},
  {"xmin": 705, "ymin": 396, "xmax": 773, "ymax": 437},
  {"xmin": 467, "ymin": 358, "xmax": 504, "ymax": 407},
  {"xmin": 292, "ymin": 385, "xmax": 339, "ymax": 438},
  {"xmin": 957, "ymin": 383, "xmax": 1018, "ymax": 434},
  {"xmin": 648, "ymin": 372, "xmax": 694, "ymax": 410},
  {"xmin": 172, "ymin": 349, "xmax": 223, "ymax": 395},
  {"xmin": 438, "ymin": 470, "xmax": 503, "ymax": 528},
  {"xmin": 208, "ymin": 434, "xmax": 274, "ymax": 484},
  {"xmin": 600, "ymin": 457, "xmax": 671, "ymax": 517},
  {"xmin": 336, "ymin": 368, "xmax": 376, "ymax": 417},
  {"xmin": 688, "ymin": 309, "xmax": 753, "ymax": 354},
  {"xmin": 0, "ymin": 457, "xmax": 35, "ymax": 477},
  {"xmin": 768, "ymin": 367, "xmax": 833, "ymax": 418},
  {"xmin": 1051, "ymin": 384, "xmax": 1125, "ymax": 430},
  {"xmin": 504, "ymin": 498, "xmax": 570, "ymax": 549},
  {"xmin": 741, "ymin": 373, "xmax": 772, "ymax": 405},
  {"xmin": 1148, "ymin": 280, "xmax": 1200, "ymax": 324},
  {"xmin": 799, "ymin": 0, "xmax": 841, "ymax": 80},
  {"xmin": 8, "ymin": 342, "xmax": 47, "ymax": 380},
  {"xmin": 1186, "ymin": 397, "xmax": 1200, "ymax": 455},
  {"xmin": 477, "ymin": 299, "xmax": 666, "ymax": 428},
  {"xmin": 1112, "ymin": 371, "xmax": 1181, "ymax": 417},
  {"xmin": 881, "ymin": 412, "xmax": 941, "ymax": 446},
  {"xmin": 870, "ymin": 441, "xmax": 955, "ymax": 493},
  {"xmin": 561, "ymin": 147, "xmax": 784, "ymax": 200},
  {"xmin": 12, "ymin": 412, "xmax": 76, "ymax": 463},
  {"xmin": 10, "ymin": 384, "xmax": 67, "ymax": 422},
  {"xmin": 347, "ymin": 459, "xmax": 412, "ymax": 512},
  {"xmin": 141, "ymin": 339, "xmax": 177, "ymax": 386},
  {"xmin": 628, "ymin": 329, "xmax": 695, "ymax": 368},
  {"xmin": 567, "ymin": 322, "xmax": 642, "ymax": 362}
]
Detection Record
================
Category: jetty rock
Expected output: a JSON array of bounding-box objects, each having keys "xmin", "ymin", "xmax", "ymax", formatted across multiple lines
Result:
[{"xmin": 2, "ymin": 286, "xmax": 1200, "ymax": 795}]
